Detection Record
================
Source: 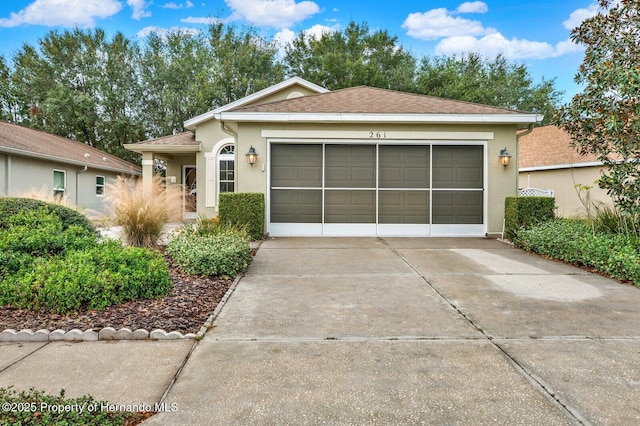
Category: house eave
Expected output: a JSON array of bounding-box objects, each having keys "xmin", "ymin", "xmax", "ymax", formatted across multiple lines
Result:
[
  {"xmin": 123, "ymin": 143, "xmax": 202, "ymax": 154},
  {"xmin": 519, "ymin": 161, "xmax": 604, "ymax": 172},
  {"xmin": 0, "ymin": 146, "xmax": 141, "ymax": 175},
  {"xmin": 218, "ymin": 112, "xmax": 544, "ymax": 124}
]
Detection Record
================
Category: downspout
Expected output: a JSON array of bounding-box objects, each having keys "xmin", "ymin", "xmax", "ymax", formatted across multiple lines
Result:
[
  {"xmin": 502, "ymin": 123, "xmax": 535, "ymax": 239},
  {"xmin": 5, "ymin": 154, "xmax": 11, "ymax": 196},
  {"xmin": 76, "ymin": 166, "xmax": 88, "ymax": 206}
]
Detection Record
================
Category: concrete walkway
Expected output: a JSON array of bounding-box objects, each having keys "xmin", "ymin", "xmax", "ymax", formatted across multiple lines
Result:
[
  {"xmin": 1, "ymin": 237, "xmax": 639, "ymax": 424},
  {"xmin": 147, "ymin": 237, "xmax": 640, "ymax": 425}
]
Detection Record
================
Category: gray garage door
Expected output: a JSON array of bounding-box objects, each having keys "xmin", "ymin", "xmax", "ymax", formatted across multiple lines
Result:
[{"xmin": 269, "ymin": 143, "xmax": 484, "ymax": 236}]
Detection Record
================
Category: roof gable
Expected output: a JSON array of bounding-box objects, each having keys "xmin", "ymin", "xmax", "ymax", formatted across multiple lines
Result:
[
  {"xmin": 0, "ymin": 121, "xmax": 141, "ymax": 175},
  {"xmin": 184, "ymin": 77, "xmax": 328, "ymax": 130}
]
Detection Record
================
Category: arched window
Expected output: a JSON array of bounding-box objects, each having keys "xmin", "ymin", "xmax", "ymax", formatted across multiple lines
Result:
[{"xmin": 218, "ymin": 145, "xmax": 235, "ymax": 194}]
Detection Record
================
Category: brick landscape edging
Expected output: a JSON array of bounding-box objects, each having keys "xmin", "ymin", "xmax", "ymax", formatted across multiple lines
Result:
[{"xmin": 0, "ymin": 275, "xmax": 243, "ymax": 343}]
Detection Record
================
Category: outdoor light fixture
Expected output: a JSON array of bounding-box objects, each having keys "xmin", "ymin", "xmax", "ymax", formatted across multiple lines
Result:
[
  {"xmin": 499, "ymin": 147, "xmax": 511, "ymax": 167},
  {"xmin": 246, "ymin": 146, "xmax": 258, "ymax": 166}
]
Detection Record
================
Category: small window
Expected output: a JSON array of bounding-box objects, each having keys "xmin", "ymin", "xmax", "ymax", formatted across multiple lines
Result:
[
  {"xmin": 53, "ymin": 170, "xmax": 66, "ymax": 198},
  {"xmin": 96, "ymin": 176, "xmax": 105, "ymax": 196},
  {"xmin": 218, "ymin": 145, "xmax": 235, "ymax": 195}
]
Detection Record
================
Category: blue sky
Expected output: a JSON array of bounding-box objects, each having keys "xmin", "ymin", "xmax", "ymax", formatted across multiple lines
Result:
[{"xmin": 0, "ymin": 0, "xmax": 603, "ymax": 103}]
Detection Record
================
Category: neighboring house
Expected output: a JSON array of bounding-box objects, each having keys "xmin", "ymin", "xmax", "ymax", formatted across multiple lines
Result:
[
  {"xmin": 518, "ymin": 125, "xmax": 613, "ymax": 217},
  {"xmin": 0, "ymin": 121, "xmax": 141, "ymax": 214},
  {"xmin": 126, "ymin": 77, "xmax": 541, "ymax": 237}
]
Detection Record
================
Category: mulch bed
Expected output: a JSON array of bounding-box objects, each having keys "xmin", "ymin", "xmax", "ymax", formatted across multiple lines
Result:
[{"xmin": 0, "ymin": 252, "xmax": 234, "ymax": 335}]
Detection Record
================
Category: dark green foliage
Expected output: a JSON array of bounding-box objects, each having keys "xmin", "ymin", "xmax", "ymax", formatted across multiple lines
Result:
[
  {"xmin": 515, "ymin": 219, "xmax": 640, "ymax": 286},
  {"xmin": 0, "ymin": 387, "xmax": 148, "ymax": 425},
  {"xmin": 555, "ymin": 0, "xmax": 640, "ymax": 215},
  {"xmin": 0, "ymin": 202, "xmax": 172, "ymax": 314},
  {"xmin": 218, "ymin": 192, "xmax": 265, "ymax": 240},
  {"xmin": 167, "ymin": 229, "xmax": 251, "ymax": 278},
  {"xmin": 416, "ymin": 53, "xmax": 563, "ymax": 124},
  {"xmin": 0, "ymin": 197, "xmax": 97, "ymax": 235},
  {"xmin": 504, "ymin": 196, "xmax": 556, "ymax": 240}
]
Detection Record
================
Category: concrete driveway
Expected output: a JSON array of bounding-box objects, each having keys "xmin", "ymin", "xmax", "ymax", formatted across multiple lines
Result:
[{"xmin": 149, "ymin": 237, "xmax": 640, "ymax": 425}]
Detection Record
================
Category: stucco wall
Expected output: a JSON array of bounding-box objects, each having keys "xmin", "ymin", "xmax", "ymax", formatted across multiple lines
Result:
[
  {"xmin": 0, "ymin": 154, "xmax": 128, "ymax": 215},
  {"xmin": 519, "ymin": 166, "xmax": 613, "ymax": 218},
  {"xmin": 234, "ymin": 122, "xmax": 519, "ymax": 236}
]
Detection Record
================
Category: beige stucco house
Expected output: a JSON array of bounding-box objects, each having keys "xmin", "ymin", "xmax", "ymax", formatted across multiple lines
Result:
[
  {"xmin": 126, "ymin": 77, "xmax": 542, "ymax": 237},
  {"xmin": 518, "ymin": 125, "xmax": 613, "ymax": 217},
  {"xmin": 0, "ymin": 121, "xmax": 141, "ymax": 214}
]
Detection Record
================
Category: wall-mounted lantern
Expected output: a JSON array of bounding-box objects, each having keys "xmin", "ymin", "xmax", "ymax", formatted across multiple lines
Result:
[
  {"xmin": 246, "ymin": 146, "xmax": 258, "ymax": 166},
  {"xmin": 499, "ymin": 147, "xmax": 512, "ymax": 167}
]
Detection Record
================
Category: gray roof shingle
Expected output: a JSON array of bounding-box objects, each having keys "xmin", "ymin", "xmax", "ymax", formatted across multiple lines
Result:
[
  {"xmin": 230, "ymin": 86, "xmax": 531, "ymax": 115},
  {"xmin": 0, "ymin": 121, "xmax": 141, "ymax": 175}
]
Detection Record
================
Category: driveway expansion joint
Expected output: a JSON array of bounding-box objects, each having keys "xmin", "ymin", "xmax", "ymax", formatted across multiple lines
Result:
[{"xmin": 378, "ymin": 237, "xmax": 589, "ymax": 426}]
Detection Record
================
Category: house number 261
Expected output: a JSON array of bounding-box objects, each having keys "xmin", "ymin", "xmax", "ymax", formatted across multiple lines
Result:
[{"xmin": 369, "ymin": 131, "xmax": 387, "ymax": 139}]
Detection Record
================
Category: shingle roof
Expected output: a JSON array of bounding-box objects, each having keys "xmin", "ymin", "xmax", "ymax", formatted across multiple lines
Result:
[
  {"xmin": 129, "ymin": 131, "xmax": 197, "ymax": 146},
  {"xmin": 230, "ymin": 86, "xmax": 531, "ymax": 115},
  {"xmin": 519, "ymin": 125, "xmax": 601, "ymax": 169},
  {"xmin": 0, "ymin": 121, "xmax": 141, "ymax": 175}
]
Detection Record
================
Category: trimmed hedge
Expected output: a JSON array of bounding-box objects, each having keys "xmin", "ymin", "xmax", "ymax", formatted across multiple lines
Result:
[
  {"xmin": 515, "ymin": 219, "xmax": 640, "ymax": 286},
  {"xmin": 504, "ymin": 196, "xmax": 555, "ymax": 240},
  {"xmin": 218, "ymin": 192, "xmax": 265, "ymax": 240},
  {"xmin": 0, "ymin": 197, "xmax": 97, "ymax": 235}
]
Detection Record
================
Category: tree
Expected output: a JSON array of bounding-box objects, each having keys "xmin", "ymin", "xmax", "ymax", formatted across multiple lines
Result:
[
  {"xmin": 416, "ymin": 53, "xmax": 562, "ymax": 124},
  {"xmin": 284, "ymin": 21, "xmax": 416, "ymax": 91},
  {"xmin": 9, "ymin": 29, "xmax": 145, "ymax": 161},
  {"xmin": 555, "ymin": 0, "xmax": 640, "ymax": 214},
  {"xmin": 207, "ymin": 23, "xmax": 285, "ymax": 106}
]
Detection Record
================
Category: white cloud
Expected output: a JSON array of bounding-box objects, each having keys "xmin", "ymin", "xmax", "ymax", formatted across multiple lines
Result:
[
  {"xmin": 274, "ymin": 24, "xmax": 337, "ymax": 56},
  {"xmin": 161, "ymin": 1, "xmax": 195, "ymax": 9},
  {"xmin": 405, "ymin": 2, "xmax": 585, "ymax": 60},
  {"xmin": 563, "ymin": 3, "xmax": 600, "ymax": 30},
  {"xmin": 181, "ymin": 16, "xmax": 220, "ymax": 24},
  {"xmin": 224, "ymin": 0, "xmax": 320, "ymax": 28},
  {"xmin": 435, "ymin": 33, "xmax": 583, "ymax": 60},
  {"xmin": 127, "ymin": 0, "xmax": 152, "ymax": 20},
  {"xmin": 457, "ymin": 1, "xmax": 488, "ymax": 14},
  {"xmin": 0, "ymin": 0, "xmax": 121, "ymax": 27},
  {"xmin": 402, "ymin": 8, "xmax": 490, "ymax": 40},
  {"xmin": 136, "ymin": 25, "xmax": 201, "ymax": 38}
]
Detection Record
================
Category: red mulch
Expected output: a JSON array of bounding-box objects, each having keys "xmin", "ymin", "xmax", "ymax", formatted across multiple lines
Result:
[{"xmin": 0, "ymin": 252, "xmax": 234, "ymax": 335}]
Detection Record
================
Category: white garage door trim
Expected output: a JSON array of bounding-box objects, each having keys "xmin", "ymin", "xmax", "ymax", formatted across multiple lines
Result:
[{"xmin": 267, "ymin": 139, "xmax": 488, "ymax": 237}]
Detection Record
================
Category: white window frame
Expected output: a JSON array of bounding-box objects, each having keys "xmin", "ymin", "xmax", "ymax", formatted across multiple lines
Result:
[
  {"xmin": 96, "ymin": 175, "xmax": 105, "ymax": 197},
  {"xmin": 218, "ymin": 144, "xmax": 236, "ymax": 197},
  {"xmin": 53, "ymin": 169, "xmax": 66, "ymax": 198}
]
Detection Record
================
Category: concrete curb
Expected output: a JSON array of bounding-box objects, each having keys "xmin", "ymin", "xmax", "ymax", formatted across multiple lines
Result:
[{"xmin": 0, "ymin": 274, "xmax": 243, "ymax": 343}]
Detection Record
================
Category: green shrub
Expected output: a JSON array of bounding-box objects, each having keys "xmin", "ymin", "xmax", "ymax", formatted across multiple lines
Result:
[
  {"xmin": 0, "ymin": 208, "xmax": 96, "ymax": 257},
  {"xmin": 504, "ymin": 196, "xmax": 556, "ymax": 240},
  {"xmin": 515, "ymin": 218, "xmax": 640, "ymax": 286},
  {"xmin": 591, "ymin": 204, "xmax": 640, "ymax": 240},
  {"xmin": 0, "ymin": 197, "xmax": 97, "ymax": 235},
  {"xmin": 167, "ymin": 229, "xmax": 251, "ymax": 277},
  {"xmin": 0, "ymin": 387, "xmax": 147, "ymax": 425},
  {"xmin": 0, "ymin": 240, "xmax": 172, "ymax": 313},
  {"xmin": 218, "ymin": 192, "xmax": 265, "ymax": 240}
]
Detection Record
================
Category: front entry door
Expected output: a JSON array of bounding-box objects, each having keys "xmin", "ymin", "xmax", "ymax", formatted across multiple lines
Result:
[{"xmin": 183, "ymin": 165, "xmax": 197, "ymax": 220}]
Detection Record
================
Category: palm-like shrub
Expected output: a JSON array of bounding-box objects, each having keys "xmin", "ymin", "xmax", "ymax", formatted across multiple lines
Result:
[{"xmin": 105, "ymin": 175, "xmax": 182, "ymax": 248}]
